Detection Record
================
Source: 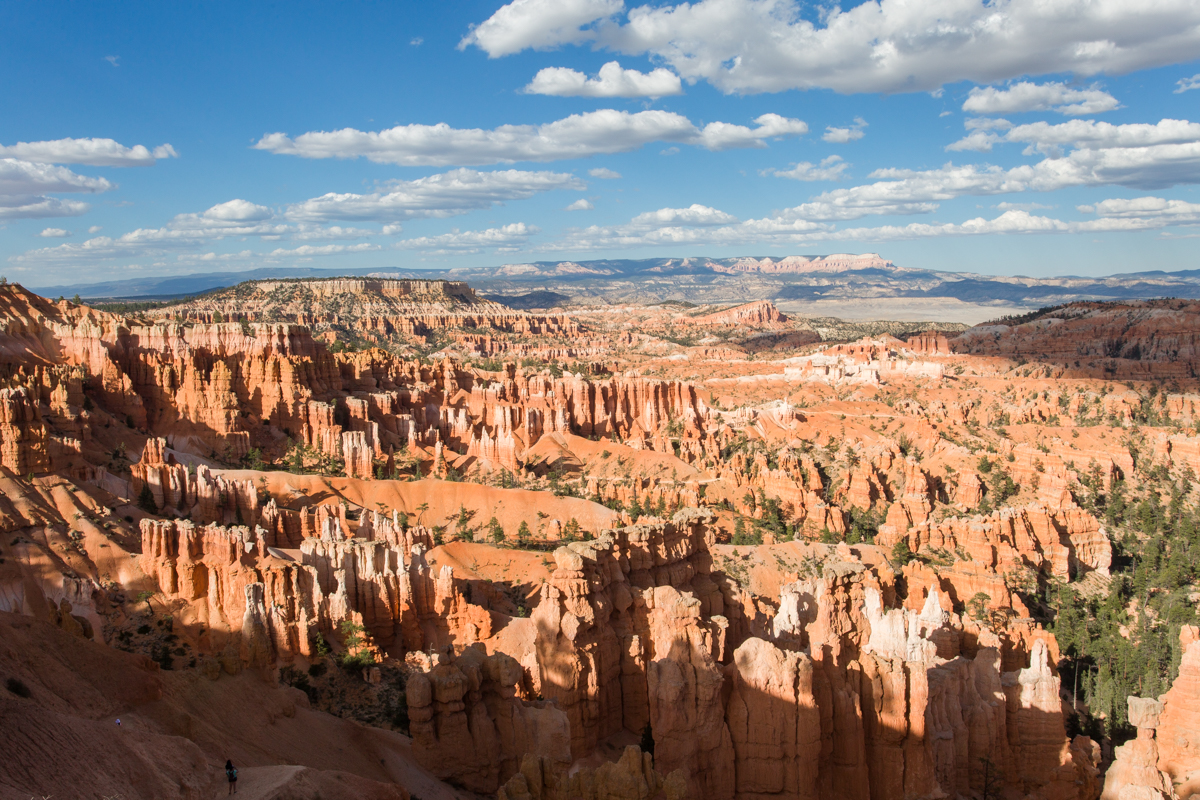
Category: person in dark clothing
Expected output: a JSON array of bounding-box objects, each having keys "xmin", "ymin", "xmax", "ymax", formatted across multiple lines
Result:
[{"xmin": 225, "ymin": 760, "xmax": 238, "ymax": 794}]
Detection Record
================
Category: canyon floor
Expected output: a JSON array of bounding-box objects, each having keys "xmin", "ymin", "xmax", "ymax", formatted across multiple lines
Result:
[{"xmin": 1, "ymin": 277, "xmax": 1198, "ymax": 800}]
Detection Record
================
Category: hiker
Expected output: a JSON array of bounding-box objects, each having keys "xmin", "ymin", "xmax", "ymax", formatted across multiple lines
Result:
[{"xmin": 225, "ymin": 760, "xmax": 238, "ymax": 794}]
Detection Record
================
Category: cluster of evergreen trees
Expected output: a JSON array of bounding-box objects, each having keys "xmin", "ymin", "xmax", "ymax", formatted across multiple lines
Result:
[{"xmin": 1049, "ymin": 467, "xmax": 1200, "ymax": 740}]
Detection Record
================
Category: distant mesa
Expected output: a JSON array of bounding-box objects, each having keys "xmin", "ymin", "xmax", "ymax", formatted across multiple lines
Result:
[
  {"xmin": 708, "ymin": 253, "xmax": 895, "ymax": 274},
  {"xmin": 32, "ymin": 255, "xmax": 1200, "ymax": 311},
  {"xmin": 144, "ymin": 276, "xmax": 580, "ymax": 353}
]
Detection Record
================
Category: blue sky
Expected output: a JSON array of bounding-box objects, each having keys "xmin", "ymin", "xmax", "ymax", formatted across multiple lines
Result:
[{"xmin": 2, "ymin": 0, "xmax": 1199, "ymax": 288}]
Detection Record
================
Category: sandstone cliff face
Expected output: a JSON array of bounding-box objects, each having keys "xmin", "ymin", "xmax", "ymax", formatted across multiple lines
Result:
[
  {"xmin": 0, "ymin": 386, "xmax": 50, "ymax": 473},
  {"xmin": 906, "ymin": 331, "xmax": 951, "ymax": 355},
  {"xmin": 687, "ymin": 301, "xmax": 788, "ymax": 327},
  {"xmin": 753, "ymin": 571, "xmax": 1099, "ymax": 800},
  {"xmin": 877, "ymin": 501, "xmax": 1112, "ymax": 584},
  {"xmin": 131, "ymin": 438, "xmax": 261, "ymax": 525},
  {"xmin": 1101, "ymin": 696, "xmax": 1174, "ymax": 800},
  {"xmin": 151, "ymin": 278, "xmax": 582, "ymax": 346},
  {"xmin": 138, "ymin": 512, "xmax": 490, "ymax": 666},
  {"xmin": 406, "ymin": 645, "xmax": 570, "ymax": 794},
  {"xmin": 0, "ymin": 285, "xmax": 343, "ymax": 461},
  {"xmin": 1156, "ymin": 627, "xmax": 1200, "ymax": 783},
  {"xmin": 514, "ymin": 509, "xmax": 1094, "ymax": 800},
  {"xmin": 531, "ymin": 509, "xmax": 723, "ymax": 755},
  {"xmin": 0, "ymin": 285, "xmax": 715, "ymax": 486},
  {"xmin": 497, "ymin": 746, "xmax": 688, "ymax": 800},
  {"xmin": 782, "ymin": 336, "xmax": 946, "ymax": 386}
]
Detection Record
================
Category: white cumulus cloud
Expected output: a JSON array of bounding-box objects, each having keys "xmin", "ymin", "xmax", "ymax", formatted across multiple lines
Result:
[
  {"xmin": 0, "ymin": 138, "xmax": 177, "ymax": 166},
  {"xmin": 0, "ymin": 159, "xmax": 113, "ymax": 196},
  {"xmin": 1079, "ymin": 196, "xmax": 1200, "ymax": 221},
  {"xmin": 800, "ymin": 125, "xmax": 1200, "ymax": 222},
  {"xmin": 268, "ymin": 243, "xmax": 381, "ymax": 257},
  {"xmin": 822, "ymin": 118, "xmax": 867, "ymax": 143},
  {"xmin": 255, "ymin": 110, "xmax": 806, "ymax": 166},
  {"xmin": 963, "ymin": 82, "xmax": 1120, "ymax": 116},
  {"xmin": 566, "ymin": 198, "xmax": 594, "ymax": 210},
  {"xmin": 948, "ymin": 117, "xmax": 1200, "ymax": 159},
  {"xmin": 460, "ymin": 0, "xmax": 622, "ymax": 57},
  {"xmin": 9, "ymin": 168, "xmax": 585, "ymax": 266},
  {"xmin": 1175, "ymin": 74, "xmax": 1200, "ymax": 93},
  {"xmin": 463, "ymin": 0, "xmax": 1200, "ymax": 95},
  {"xmin": 764, "ymin": 155, "xmax": 849, "ymax": 181},
  {"xmin": 202, "ymin": 199, "xmax": 273, "ymax": 222},
  {"xmin": 628, "ymin": 204, "xmax": 738, "ymax": 228},
  {"xmin": 525, "ymin": 61, "xmax": 683, "ymax": 97},
  {"xmin": 588, "ymin": 167, "xmax": 621, "ymax": 179},
  {"xmin": 284, "ymin": 169, "xmax": 584, "ymax": 222},
  {"xmin": 547, "ymin": 202, "xmax": 1191, "ymax": 252},
  {"xmin": 0, "ymin": 197, "xmax": 91, "ymax": 220},
  {"xmin": 38, "ymin": 228, "xmax": 71, "ymax": 238},
  {"xmin": 0, "ymin": 138, "xmax": 176, "ymax": 221},
  {"xmin": 0, "ymin": 158, "xmax": 114, "ymax": 220},
  {"xmin": 993, "ymin": 201, "xmax": 1054, "ymax": 211},
  {"xmin": 393, "ymin": 223, "xmax": 539, "ymax": 252}
]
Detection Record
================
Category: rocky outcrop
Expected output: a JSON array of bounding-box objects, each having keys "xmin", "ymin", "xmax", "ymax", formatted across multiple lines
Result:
[
  {"xmin": 342, "ymin": 430, "xmax": 374, "ymax": 479},
  {"xmin": 530, "ymin": 508, "xmax": 735, "ymax": 797},
  {"xmin": 782, "ymin": 337, "xmax": 946, "ymax": 386},
  {"xmin": 724, "ymin": 637, "xmax": 823, "ymax": 798},
  {"xmin": 878, "ymin": 457, "xmax": 935, "ymax": 538},
  {"xmin": 906, "ymin": 331, "xmax": 951, "ymax": 355},
  {"xmin": 687, "ymin": 301, "xmax": 787, "ymax": 327},
  {"xmin": 759, "ymin": 566, "xmax": 1098, "ymax": 800},
  {"xmin": 1152, "ymin": 626, "xmax": 1200, "ymax": 788},
  {"xmin": 516, "ymin": 522, "xmax": 1095, "ymax": 800},
  {"xmin": 153, "ymin": 278, "xmax": 582, "ymax": 344},
  {"xmin": 1101, "ymin": 697, "xmax": 1173, "ymax": 800},
  {"xmin": 0, "ymin": 285, "xmax": 717, "ymax": 482},
  {"xmin": 877, "ymin": 501, "xmax": 1112, "ymax": 582},
  {"xmin": 131, "ymin": 438, "xmax": 261, "ymax": 525},
  {"xmin": 497, "ymin": 746, "xmax": 688, "ymax": 800},
  {"xmin": 0, "ymin": 280, "xmax": 1167, "ymax": 800},
  {"xmin": 954, "ymin": 470, "xmax": 985, "ymax": 507},
  {"xmin": 139, "ymin": 514, "xmax": 490, "ymax": 662},
  {"xmin": 0, "ymin": 386, "xmax": 51, "ymax": 474},
  {"xmin": 951, "ymin": 300, "xmax": 1200, "ymax": 379},
  {"xmin": 406, "ymin": 645, "xmax": 570, "ymax": 794}
]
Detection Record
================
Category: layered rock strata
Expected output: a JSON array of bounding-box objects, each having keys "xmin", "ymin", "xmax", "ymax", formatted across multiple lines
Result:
[{"xmin": 138, "ymin": 514, "xmax": 490, "ymax": 663}]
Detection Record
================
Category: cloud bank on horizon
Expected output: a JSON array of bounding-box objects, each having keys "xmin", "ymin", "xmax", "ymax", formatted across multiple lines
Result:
[{"xmin": 2, "ymin": 0, "xmax": 1200, "ymax": 283}]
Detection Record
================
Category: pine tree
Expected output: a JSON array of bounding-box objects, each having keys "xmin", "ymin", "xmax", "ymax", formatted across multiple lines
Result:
[{"xmin": 137, "ymin": 483, "xmax": 158, "ymax": 514}]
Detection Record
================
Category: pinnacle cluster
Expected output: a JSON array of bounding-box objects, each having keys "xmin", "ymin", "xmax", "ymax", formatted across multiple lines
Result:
[{"xmin": 1, "ymin": 279, "xmax": 1198, "ymax": 800}]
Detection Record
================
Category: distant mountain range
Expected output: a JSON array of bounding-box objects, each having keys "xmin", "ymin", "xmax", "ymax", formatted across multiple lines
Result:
[{"xmin": 30, "ymin": 254, "xmax": 1200, "ymax": 309}]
